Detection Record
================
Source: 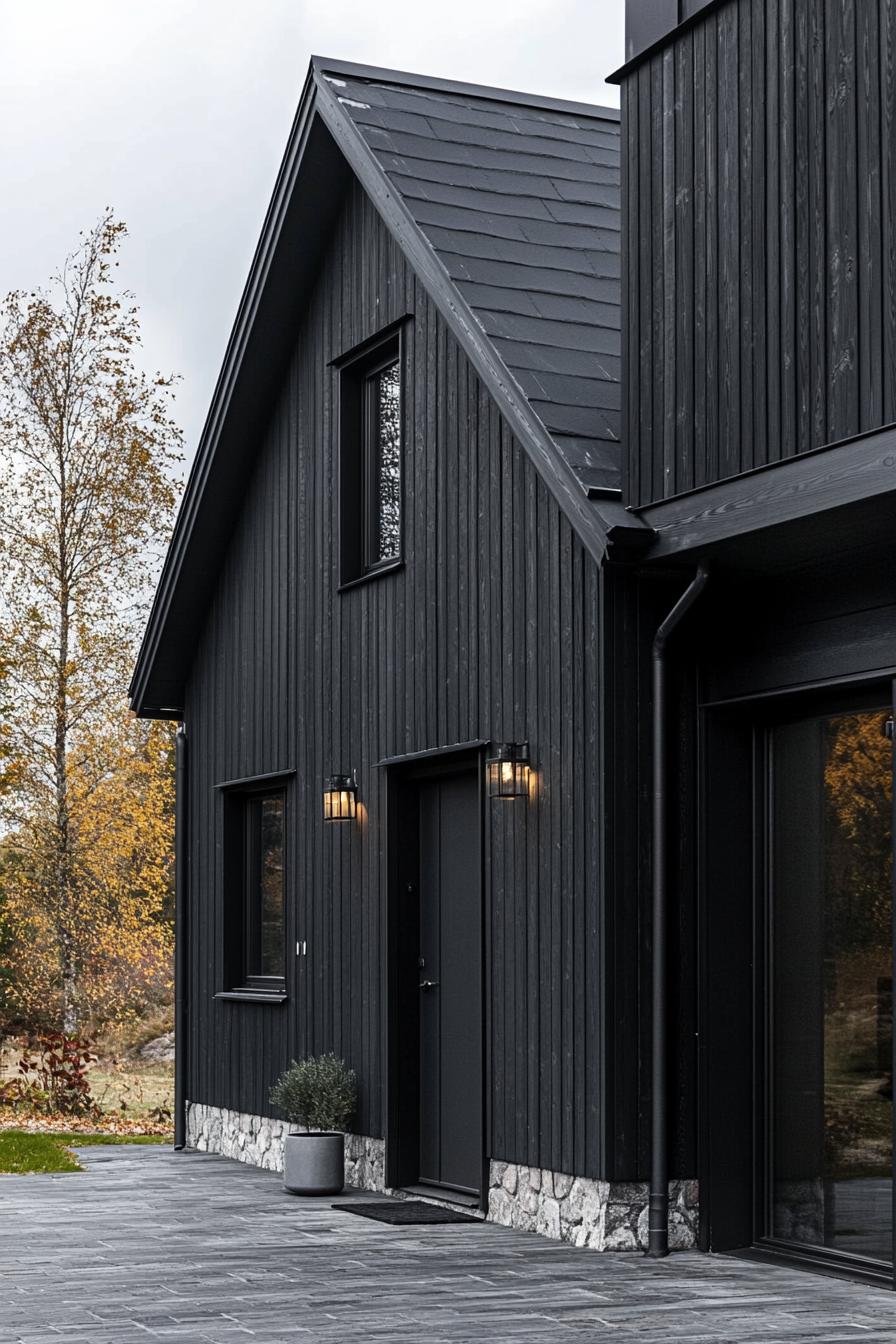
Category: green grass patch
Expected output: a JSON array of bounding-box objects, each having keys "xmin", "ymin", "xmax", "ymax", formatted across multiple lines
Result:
[
  {"xmin": 0, "ymin": 1128, "xmax": 170, "ymax": 1173},
  {"xmin": 0, "ymin": 1130, "xmax": 82, "ymax": 1174}
]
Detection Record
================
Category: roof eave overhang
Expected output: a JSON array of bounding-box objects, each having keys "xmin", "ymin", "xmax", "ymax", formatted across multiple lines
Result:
[
  {"xmin": 635, "ymin": 420, "xmax": 896, "ymax": 570},
  {"xmin": 130, "ymin": 68, "xmax": 343, "ymax": 718}
]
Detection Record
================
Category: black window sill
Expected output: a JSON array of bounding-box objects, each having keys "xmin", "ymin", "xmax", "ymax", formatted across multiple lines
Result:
[
  {"xmin": 338, "ymin": 560, "xmax": 403, "ymax": 593},
  {"xmin": 215, "ymin": 989, "xmax": 287, "ymax": 1004}
]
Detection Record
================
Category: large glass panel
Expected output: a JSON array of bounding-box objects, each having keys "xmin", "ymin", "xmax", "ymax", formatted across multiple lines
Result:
[
  {"xmin": 369, "ymin": 359, "xmax": 401, "ymax": 564},
  {"xmin": 769, "ymin": 708, "xmax": 893, "ymax": 1264}
]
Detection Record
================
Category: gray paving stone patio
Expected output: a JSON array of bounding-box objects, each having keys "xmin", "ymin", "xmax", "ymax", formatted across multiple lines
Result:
[{"xmin": 3, "ymin": 1145, "xmax": 896, "ymax": 1343}]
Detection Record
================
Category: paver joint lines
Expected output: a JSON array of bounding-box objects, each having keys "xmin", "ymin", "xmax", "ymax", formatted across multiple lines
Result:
[{"xmin": 1, "ymin": 1147, "xmax": 896, "ymax": 1342}]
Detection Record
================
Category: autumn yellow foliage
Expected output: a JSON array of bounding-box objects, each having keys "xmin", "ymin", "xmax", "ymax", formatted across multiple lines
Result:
[
  {"xmin": 0, "ymin": 212, "xmax": 181, "ymax": 1034},
  {"xmin": 2, "ymin": 708, "xmax": 175, "ymax": 1030}
]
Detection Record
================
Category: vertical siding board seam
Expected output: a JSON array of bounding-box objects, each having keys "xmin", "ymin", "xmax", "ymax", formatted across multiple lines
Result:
[
  {"xmin": 752, "ymin": 0, "xmax": 768, "ymax": 471},
  {"xmin": 738, "ymin": 0, "xmax": 754, "ymax": 474},
  {"xmin": 662, "ymin": 45, "xmax": 676, "ymax": 497},
  {"xmin": 514, "ymin": 434, "xmax": 527, "ymax": 1164},
  {"xmin": 809, "ymin": 0, "xmax": 828, "ymax": 447},
  {"xmin": 795, "ymin": 0, "xmax": 811, "ymax": 454},
  {"xmin": 549, "ymin": 499, "xmax": 562, "ymax": 1169},
  {"xmin": 857, "ymin": 0, "xmax": 884, "ymax": 429},
  {"xmin": 558, "ymin": 516, "xmax": 572, "ymax": 1174},
  {"xmin": 638, "ymin": 64, "xmax": 653, "ymax": 507},
  {"xmin": 766, "ymin": 0, "xmax": 782, "ymax": 461},
  {"xmin": 693, "ymin": 27, "xmax": 706, "ymax": 490},
  {"xmin": 705, "ymin": 10, "xmax": 720, "ymax": 486},
  {"xmin": 825, "ymin": 0, "xmax": 859, "ymax": 439},
  {"xmin": 524, "ymin": 444, "xmax": 539, "ymax": 1168},
  {"xmin": 651, "ymin": 54, "xmax": 666, "ymax": 503},
  {"xmin": 674, "ymin": 34, "xmax": 695, "ymax": 495},
  {"xmin": 622, "ymin": 78, "xmax": 636, "ymax": 505},
  {"xmin": 884, "ymin": 0, "xmax": 896, "ymax": 420}
]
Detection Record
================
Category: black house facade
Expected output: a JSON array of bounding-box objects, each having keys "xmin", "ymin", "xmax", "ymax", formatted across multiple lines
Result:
[{"xmin": 133, "ymin": 0, "xmax": 896, "ymax": 1283}]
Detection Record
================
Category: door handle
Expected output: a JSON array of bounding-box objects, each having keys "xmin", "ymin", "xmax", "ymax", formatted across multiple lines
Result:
[{"xmin": 418, "ymin": 980, "xmax": 439, "ymax": 990}]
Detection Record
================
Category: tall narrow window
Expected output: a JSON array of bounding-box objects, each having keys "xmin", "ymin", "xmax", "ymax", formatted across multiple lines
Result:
[
  {"xmin": 221, "ymin": 782, "xmax": 287, "ymax": 996},
  {"xmin": 245, "ymin": 793, "xmax": 285, "ymax": 984},
  {"xmin": 339, "ymin": 329, "xmax": 403, "ymax": 584},
  {"xmin": 366, "ymin": 356, "xmax": 401, "ymax": 566}
]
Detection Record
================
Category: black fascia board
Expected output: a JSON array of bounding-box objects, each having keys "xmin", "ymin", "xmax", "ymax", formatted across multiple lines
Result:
[
  {"xmin": 637, "ymin": 420, "xmax": 896, "ymax": 560},
  {"xmin": 129, "ymin": 75, "xmax": 351, "ymax": 717}
]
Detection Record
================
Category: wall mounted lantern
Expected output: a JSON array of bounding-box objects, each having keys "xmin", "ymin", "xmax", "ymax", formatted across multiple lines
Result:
[
  {"xmin": 486, "ymin": 742, "xmax": 531, "ymax": 799},
  {"xmin": 323, "ymin": 771, "xmax": 357, "ymax": 821}
]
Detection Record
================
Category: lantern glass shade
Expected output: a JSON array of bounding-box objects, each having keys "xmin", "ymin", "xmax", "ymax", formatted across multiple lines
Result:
[
  {"xmin": 486, "ymin": 743, "xmax": 530, "ymax": 799},
  {"xmin": 323, "ymin": 774, "xmax": 357, "ymax": 821}
]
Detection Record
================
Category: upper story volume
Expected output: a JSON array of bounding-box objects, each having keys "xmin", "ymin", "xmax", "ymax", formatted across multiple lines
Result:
[{"xmin": 611, "ymin": 0, "xmax": 896, "ymax": 509}]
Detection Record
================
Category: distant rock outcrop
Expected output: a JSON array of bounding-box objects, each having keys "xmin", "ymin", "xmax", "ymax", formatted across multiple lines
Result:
[{"xmin": 138, "ymin": 1032, "xmax": 175, "ymax": 1063}]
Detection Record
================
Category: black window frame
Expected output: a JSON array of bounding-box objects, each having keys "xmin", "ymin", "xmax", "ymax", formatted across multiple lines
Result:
[
  {"xmin": 218, "ymin": 774, "xmax": 289, "ymax": 1001},
  {"xmin": 338, "ymin": 325, "xmax": 404, "ymax": 588}
]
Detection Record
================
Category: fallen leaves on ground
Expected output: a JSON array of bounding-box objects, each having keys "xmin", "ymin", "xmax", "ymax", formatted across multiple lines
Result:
[{"xmin": 0, "ymin": 1106, "xmax": 172, "ymax": 1138}]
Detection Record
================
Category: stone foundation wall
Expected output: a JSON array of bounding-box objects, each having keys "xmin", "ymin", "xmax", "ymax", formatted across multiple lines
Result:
[
  {"xmin": 185, "ymin": 1101, "xmax": 385, "ymax": 1192},
  {"xmin": 185, "ymin": 1102, "xmax": 698, "ymax": 1250},
  {"xmin": 488, "ymin": 1162, "xmax": 698, "ymax": 1250}
]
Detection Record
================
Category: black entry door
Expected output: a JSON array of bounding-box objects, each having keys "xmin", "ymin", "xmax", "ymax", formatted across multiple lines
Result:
[{"xmin": 417, "ymin": 769, "xmax": 482, "ymax": 1195}]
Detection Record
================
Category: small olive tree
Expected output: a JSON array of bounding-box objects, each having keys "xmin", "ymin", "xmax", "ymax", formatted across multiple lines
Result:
[{"xmin": 270, "ymin": 1054, "xmax": 357, "ymax": 1132}]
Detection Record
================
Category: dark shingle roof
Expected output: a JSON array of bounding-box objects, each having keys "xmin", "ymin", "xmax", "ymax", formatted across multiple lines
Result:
[{"xmin": 318, "ymin": 65, "xmax": 622, "ymax": 496}]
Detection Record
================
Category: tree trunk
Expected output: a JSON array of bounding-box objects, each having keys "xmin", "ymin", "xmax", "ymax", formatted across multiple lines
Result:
[{"xmin": 55, "ymin": 485, "xmax": 74, "ymax": 1032}]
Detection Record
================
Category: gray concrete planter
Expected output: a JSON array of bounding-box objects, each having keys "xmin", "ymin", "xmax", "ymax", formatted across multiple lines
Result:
[{"xmin": 283, "ymin": 1132, "xmax": 344, "ymax": 1195}]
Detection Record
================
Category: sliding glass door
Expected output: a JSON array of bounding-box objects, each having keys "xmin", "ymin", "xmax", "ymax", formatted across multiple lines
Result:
[{"xmin": 764, "ymin": 701, "xmax": 894, "ymax": 1273}]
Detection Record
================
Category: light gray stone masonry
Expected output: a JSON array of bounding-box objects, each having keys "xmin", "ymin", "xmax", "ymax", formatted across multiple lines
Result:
[
  {"xmin": 186, "ymin": 1101, "xmax": 698, "ymax": 1250},
  {"xmin": 185, "ymin": 1101, "xmax": 385, "ymax": 1191},
  {"xmin": 488, "ymin": 1162, "xmax": 699, "ymax": 1251}
]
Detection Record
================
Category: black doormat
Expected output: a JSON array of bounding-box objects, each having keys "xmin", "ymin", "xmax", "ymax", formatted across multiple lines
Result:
[{"xmin": 332, "ymin": 1199, "xmax": 482, "ymax": 1225}]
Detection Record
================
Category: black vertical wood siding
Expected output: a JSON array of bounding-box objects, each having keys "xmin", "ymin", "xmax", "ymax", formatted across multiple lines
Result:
[
  {"xmin": 184, "ymin": 180, "xmax": 607, "ymax": 1180},
  {"xmin": 622, "ymin": 0, "xmax": 896, "ymax": 507}
]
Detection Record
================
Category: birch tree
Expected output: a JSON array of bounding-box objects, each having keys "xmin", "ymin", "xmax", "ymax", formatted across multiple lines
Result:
[{"xmin": 0, "ymin": 211, "xmax": 181, "ymax": 1031}]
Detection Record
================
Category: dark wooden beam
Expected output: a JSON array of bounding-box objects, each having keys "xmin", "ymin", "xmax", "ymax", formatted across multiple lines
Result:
[{"xmin": 638, "ymin": 421, "xmax": 896, "ymax": 559}]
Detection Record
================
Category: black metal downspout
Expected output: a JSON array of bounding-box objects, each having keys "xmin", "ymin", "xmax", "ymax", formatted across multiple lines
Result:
[
  {"xmin": 648, "ymin": 561, "xmax": 710, "ymax": 1257},
  {"xmin": 174, "ymin": 722, "xmax": 188, "ymax": 1151}
]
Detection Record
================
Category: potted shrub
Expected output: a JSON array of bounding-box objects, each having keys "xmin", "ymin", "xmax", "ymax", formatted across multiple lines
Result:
[{"xmin": 269, "ymin": 1053, "xmax": 357, "ymax": 1195}]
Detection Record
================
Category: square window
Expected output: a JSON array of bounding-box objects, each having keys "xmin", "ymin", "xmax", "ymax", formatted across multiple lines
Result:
[
  {"xmin": 222, "ymin": 784, "xmax": 286, "ymax": 994},
  {"xmin": 339, "ymin": 330, "xmax": 403, "ymax": 583}
]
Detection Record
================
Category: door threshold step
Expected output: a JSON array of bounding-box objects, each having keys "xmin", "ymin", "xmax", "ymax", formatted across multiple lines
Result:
[{"xmin": 397, "ymin": 1184, "xmax": 483, "ymax": 1212}]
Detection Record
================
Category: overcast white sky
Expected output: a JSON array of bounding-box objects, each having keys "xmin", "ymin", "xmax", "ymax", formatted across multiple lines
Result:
[{"xmin": 1, "ymin": 0, "xmax": 623, "ymax": 469}]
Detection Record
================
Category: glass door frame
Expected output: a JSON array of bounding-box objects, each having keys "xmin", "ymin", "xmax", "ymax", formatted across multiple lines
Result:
[{"xmin": 752, "ymin": 679, "xmax": 896, "ymax": 1287}]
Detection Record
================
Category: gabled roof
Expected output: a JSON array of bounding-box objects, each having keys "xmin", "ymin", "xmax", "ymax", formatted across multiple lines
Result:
[
  {"xmin": 318, "ymin": 61, "xmax": 622, "ymax": 497},
  {"xmin": 130, "ymin": 58, "xmax": 652, "ymax": 718}
]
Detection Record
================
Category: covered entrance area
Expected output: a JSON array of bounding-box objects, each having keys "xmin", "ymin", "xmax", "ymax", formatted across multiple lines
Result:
[{"xmin": 678, "ymin": 505, "xmax": 896, "ymax": 1286}]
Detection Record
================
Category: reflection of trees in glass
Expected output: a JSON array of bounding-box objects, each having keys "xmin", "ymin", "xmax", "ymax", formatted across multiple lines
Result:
[
  {"xmin": 259, "ymin": 797, "xmax": 284, "ymax": 977},
  {"xmin": 373, "ymin": 361, "xmax": 401, "ymax": 562},
  {"xmin": 824, "ymin": 712, "xmax": 892, "ymax": 951},
  {"xmin": 822, "ymin": 711, "xmax": 892, "ymax": 1184}
]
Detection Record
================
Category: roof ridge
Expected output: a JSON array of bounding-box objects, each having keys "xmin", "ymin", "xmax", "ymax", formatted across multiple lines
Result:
[{"xmin": 311, "ymin": 56, "xmax": 620, "ymax": 123}]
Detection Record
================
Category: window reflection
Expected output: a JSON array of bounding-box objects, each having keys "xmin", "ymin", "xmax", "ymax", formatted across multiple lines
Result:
[
  {"xmin": 371, "ymin": 359, "xmax": 401, "ymax": 563},
  {"xmin": 770, "ymin": 708, "xmax": 893, "ymax": 1264},
  {"xmin": 257, "ymin": 795, "xmax": 284, "ymax": 978}
]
